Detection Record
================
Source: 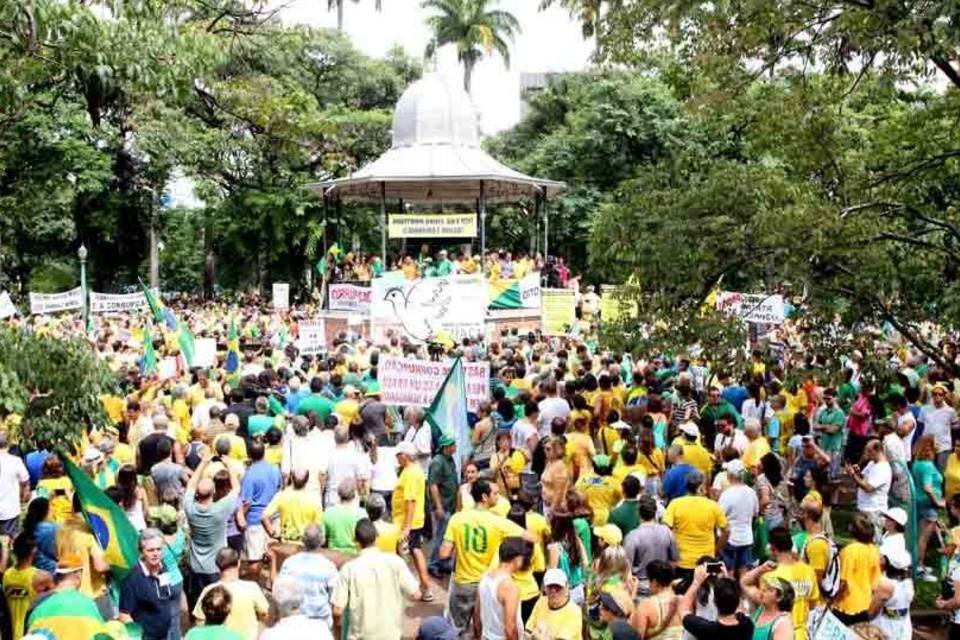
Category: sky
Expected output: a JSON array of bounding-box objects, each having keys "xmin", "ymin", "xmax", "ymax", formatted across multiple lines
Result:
[{"xmin": 276, "ymin": 0, "xmax": 594, "ymax": 133}]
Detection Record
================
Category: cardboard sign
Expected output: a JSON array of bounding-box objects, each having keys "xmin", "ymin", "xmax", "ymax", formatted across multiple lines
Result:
[
  {"xmin": 297, "ymin": 319, "xmax": 326, "ymax": 356},
  {"xmin": 379, "ymin": 355, "xmax": 490, "ymax": 412},
  {"xmin": 272, "ymin": 283, "xmax": 290, "ymax": 311},
  {"xmin": 29, "ymin": 287, "xmax": 83, "ymax": 315},
  {"xmin": 0, "ymin": 292, "xmax": 16, "ymax": 319},
  {"xmin": 158, "ymin": 357, "xmax": 178, "ymax": 380}
]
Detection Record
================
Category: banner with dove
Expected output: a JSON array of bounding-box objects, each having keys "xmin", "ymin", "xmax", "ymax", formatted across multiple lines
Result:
[{"xmin": 370, "ymin": 273, "xmax": 488, "ymax": 344}]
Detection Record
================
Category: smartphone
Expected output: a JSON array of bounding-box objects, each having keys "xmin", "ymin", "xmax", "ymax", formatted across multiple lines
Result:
[{"xmin": 706, "ymin": 561, "xmax": 723, "ymax": 575}]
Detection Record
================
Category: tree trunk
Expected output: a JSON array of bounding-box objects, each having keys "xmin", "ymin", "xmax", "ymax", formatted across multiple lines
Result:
[
  {"xmin": 463, "ymin": 60, "xmax": 474, "ymax": 94},
  {"xmin": 337, "ymin": 0, "xmax": 344, "ymax": 31},
  {"xmin": 203, "ymin": 211, "xmax": 215, "ymax": 300}
]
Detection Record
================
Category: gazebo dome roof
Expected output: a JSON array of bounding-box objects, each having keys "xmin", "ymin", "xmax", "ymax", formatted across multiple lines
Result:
[{"xmin": 392, "ymin": 73, "xmax": 480, "ymax": 148}]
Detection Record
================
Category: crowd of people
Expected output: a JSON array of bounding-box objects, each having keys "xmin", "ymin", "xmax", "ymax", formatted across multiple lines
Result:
[{"xmin": 0, "ymin": 295, "xmax": 959, "ymax": 640}]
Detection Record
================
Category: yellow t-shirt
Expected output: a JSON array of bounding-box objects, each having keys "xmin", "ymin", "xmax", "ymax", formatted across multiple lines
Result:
[
  {"xmin": 511, "ymin": 512, "xmax": 551, "ymax": 600},
  {"xmin": 490, "ymin": 496, "xmax": 511, "ymax": 518},
  {"xmin": 375, "ymin": 520, "xmax": 401, "ymax": 554},
  {"xmin": 743, "ymin": 437, "xmax": 771, "ymax": 470},
  {"xmin": 216, "ymin": 433, "xmax": 248, "ymax": 462},
  {"xmin": 193, "ymin": 579, "xmax": 269, "ymax": 639},
  {"xmin": 444, "ymin": 509, "xmax": 526, "ymax": 584},
  {"xmin": 526, "ymin": 596, "xmax": 583, "ymax": 640},
  {"xmin": 663, "ymin": 495, "xmax": 728, "ymax": 569},
  {"xmin": 945, "ymin": 453, "xmax": 960, "ymax": 501},
  {"xmin": 574, "ymin": 473, "xmax": 622, "ymax": 526},
  {"xmin": 265, "ymin": 445, "xmax": 283, "ymax": 467},
  {"xmin": 335, "ymin": 399, "xmax": 360, "ymax": 426},
  {"xmin": 100, "ymin": 395, "xmax": 126, "ymax": 425},
  {"xmin": 564, "ymin": 431, "xmax": 595, "ymax": 472},
  {"xmin": 598, "ymin": 426, "xmax": 621, "ymax": 457},
  {"xmin": 681, "ymin": 443, "xmax": 713, "ymax": 476},
  {"xmin": 36, "ymin": 477, "xmax": 73, "ymax": 524},
  {"xmin": 833, "ymin": 542, "xmax": 880, "ymax": 615},
  {"xmin": 611, "ymin": 463, "xmax": 647, "ymax": 485},
  {"xmin": 770, "ymin": 561, "xmax": 819, "ymax": 640},
  {"xmin": 172, "ymin": 399, "xmax": 192, "ymax": 444},
  {"xmin": 3, "ymin": 566, "xmax": 40, "ymax": 640},
  {"xmin": 636, "ymin": 449, "xmax": 665, "ymax": 477},
  {"xmin": 262, "ymin": 489, "xmax": 323, "ymax": 543},
  {"xmin": 392, "ymin": 464, "xmax": 426, "ymax": 529},
  {"xmin": 114, "ymin": 443, "xmax": 135, "ymax": 467},
  {"xmin": 56, "ymin": 517, "xmax": 106, "ymax": 598}
]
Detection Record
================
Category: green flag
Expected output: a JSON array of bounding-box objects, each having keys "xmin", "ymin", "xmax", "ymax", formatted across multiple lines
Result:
[
  {"xmin": 138, "ymin": 278, "xmax": 164, "ymax": 324},
  {"xmin": 425, "ymin": 358, "xmax": 471, "ymax": 474},
  {"xmin": 179, "ymin": 324, "xmax": 196, "ymax": 368},
  {"xmin": 63, "ymin": 456, "xmax": 140, "ymax": 581},
  {"xmin": 140, "ymin": 324, "xmax": 157, "ymax": 376}
]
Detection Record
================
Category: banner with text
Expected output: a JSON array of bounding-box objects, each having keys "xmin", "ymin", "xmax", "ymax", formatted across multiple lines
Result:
[
  {"xmin": 379, "ymin": 355, "xmax": 490, "ymax": 412},
  {"xmin": 89, "ymin": 291, "xmax": 149, "ymax": 314},
  {"xmin": 0, "ymin": 292, "xmax": 16, "ymax": 319},
  {"xmin": 272, "ymin": 283, "xmax": 290, "ymax": 310},
  {"xmin": 716, "ymin": 291, "xmax": 785, "ymax": 325},
  {"xmin": 488, "ymin": 272, "xmax": 541, "ymax": 310},
  {"xmin": 388, "ymin": 214, "xmax": 477, "ymax": 238},
  {"xmin": 297, "ymin": 319, "xmax": 326, "ymax": 356},
  {"xmin": 328, "ymin": 283, "xmax": 372, "ymax": 313},
  {"xmin": 371, "ymin": 273, "xmax": 487, "ymax": 343},
  {"xmin": 541, "ymin": 288, "xmax": 577, "ymax": 335},
  {"xmin": 30, "ymin": 288, "xmax": 83, "ymax": 315}
]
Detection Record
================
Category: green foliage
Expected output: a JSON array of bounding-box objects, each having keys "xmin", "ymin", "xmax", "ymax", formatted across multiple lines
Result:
[
  {"xmin": 28, "ymin": 261, "xmax": 78, "ymax": 294},
  {"xmin": 0, "ymin": 327, "xmax": 115, "ymax": 449},
  {"xmin": 422, "ymin": 0, "xmax": 520, "ymax": 92}
]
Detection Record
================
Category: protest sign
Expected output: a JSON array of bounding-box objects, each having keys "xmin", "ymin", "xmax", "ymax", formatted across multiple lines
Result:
[
  {"xmin": 716, "ymin": 291, "xmax": 785, "ymax": 324},
  {"xmin": 29, "ymin": 287, "xmax": 83, "ymax": 315},
  {"xmin": 329, "ymin": 283, "xmax": 372, "ymax": 313},
  {"xmin": 599, "ymin": 285, "xmax": 638, "ymax": 324},
  {"xmin": 488, "ymin": 272, "xmax": 541, "ymax": 310},
  {"xmin": 158, "ymin": 357, "xmax": 178, "ymax": 380},
  {"xmin": 379, "ymin": 355, "xmax": 490, "ymax": 412},
  {"xmin": 297, "ymin": 319, "xmax": 326, "ymax": 356},
  {"xmin": 541, "ymin": 288, "xmax": 577, "ymax": 335},
  {"xmin": 0, "ymin": 292, "xmax": 16, "ymax": 319},
  {"xmin": 193, "ymin": 338, "xmax": 217, "ymax": 367},
  {"xmin": 89, "ymin": 291, "xmax": 149, "ymax": 314},
  {"xmin": 387, "ymin": 213, "xmax": 477, "ymax": 238},
  {"xmin": 811, "ymin": 610, "xmax": 854, "ymax": 640},
  {"xmin": 272, "ymin": 283, "xmax": 290, "ymax": 310},
  {"xmin": 371, "ymin": 273, "xmax": 487, "ymax": 343}
]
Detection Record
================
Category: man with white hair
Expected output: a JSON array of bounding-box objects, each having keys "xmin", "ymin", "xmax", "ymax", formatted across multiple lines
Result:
[
  {"xmin": 281, "ymin": 415, "xmax": 327, "ymax": 491},
  {"xmin": 402, "ymin": 406, "xmax": 433, "ymax": 473},
  {"xmin": 324, "ymin": 425, "xmax": 372, "ymax": 506},
  {"xmin": 262, "ymin": 577, "xmax": 331, "ymax": 639},
  {"xmin": 191, "ymin": 387, "xmax": 225, "ymax": 431},
  {"xmin": 284, "ymin": 376, "xmax": 308, "ymax": 414},
  {"xmin": 742, "ymin": 417, "xmax": 771, "ymax": 471},
  {"xmin": 136, "ymin": 414, "xmax": 175, "ymax": 475}
]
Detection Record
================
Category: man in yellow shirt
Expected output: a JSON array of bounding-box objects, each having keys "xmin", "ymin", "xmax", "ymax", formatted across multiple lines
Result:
[
  {"xmin": 262, "ymin": 468, "xmax": 323, "ymax": 583},
  {"xmin": 663, "ymin": 470, "xmax": 729, "ymax": 576},
  {"xmin": 742, "ymin": 418, "xmax": 771, "ymax": 471},
  {"xmin": 831, "ymin": 513, "xmax": 880, "ymax": 625},
  {"xmin": 3, "ymin": 535, "xmax": 54, "ymax": 640},
  {"xmin": 574, "ymin": 455, "xmax": 622, "ymax": 526},
  {"xmin": 440, "ymin": 478, "xmax": 530, "ymax": 636},
  {"xmin": 393, "ymin": 442, "xmax": 432, "ymax": 600},
  {"xmin": 677, "ymin": 422, "xmax": 713, "ymax": 476},
  {"xmin": 526, "ymin": 568, "xmax": 583, "ymax": 640},
  {"xmin": 365, "ymin": 493, "xmax": 400, "ymax": 554},
  {"xmin": 192, "ymin": 548, "xmax": 269, "ymax": 638},
  {"xmin": 334, "ymin": 386, "xmax": 361, "ymax": 427}
]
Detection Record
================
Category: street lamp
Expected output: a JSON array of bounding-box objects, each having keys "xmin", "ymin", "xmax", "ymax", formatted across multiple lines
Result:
[{"xmin": 78, "ymin": 244, "xmax": 89, "ymax": 332}]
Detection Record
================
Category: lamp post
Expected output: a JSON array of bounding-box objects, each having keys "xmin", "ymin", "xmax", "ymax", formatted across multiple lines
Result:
[{"xmin": 78, "ymin": 244, "xmax": 88, "ymax": 331}]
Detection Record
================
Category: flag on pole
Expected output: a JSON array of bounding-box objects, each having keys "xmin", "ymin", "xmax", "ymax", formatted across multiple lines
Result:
[
  {"xmin": 425, "ymin": 357, "xmax": 471, "ymax": 474},
  {"xmin": 62, "ymin": 456, "xmax": 140, "ymax": 581},
  {"xmin": 224, "ymin": 319, "xmax": 240, "ymax": 374},
  {"xmin": 140, "ymin": 323, "xmax": 157, "ymax": 376},
  {"xmin": 138, "ymin": 278, "xmax": 178, "ymax": 330},
  {"xmin": 179, "ymin": 324, "xmax": 196, "ymax": 369}
]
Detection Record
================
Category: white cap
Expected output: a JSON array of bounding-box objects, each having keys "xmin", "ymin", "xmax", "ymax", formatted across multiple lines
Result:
[
  {"xmin": 881, "ymin": 507, "xmax": 908, "ymax": 527},
  {"xmin": 723, "ymin": 459, "xmax": 745, "ymax": 476},
  {"xmin": 396, "ymin": 441, "xmax": 418, "ymax": 457},
  {"xmin": 82, "ymin": 447, "xmax": 104, "ymax": 464},
  {"xmin": 679, "ymin": 422, "xmax": 700, "ymax": 438},
  {"xmin": 883, "ymin": 547, "xmax": 911, "ymax": 570},
  {"xmin": 543, "ymin": 568, "xmax": 568, "ymax": 587},
  {"xmin": 343, "ymin": 385, "xmax": 359, "ymax": 397}
]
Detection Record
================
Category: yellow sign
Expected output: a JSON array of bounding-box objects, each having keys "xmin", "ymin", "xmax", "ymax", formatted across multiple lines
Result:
[
  {"xmin": 388, "ymin": 214, "xmax": 478, "ymax": 238},
  {"xmin": 599, "ymin": 285, "xmax": 638, "ymax": 324},
  {"xmin": 541, "ymin": 288, "xmax": 577, "ymax": 336}
]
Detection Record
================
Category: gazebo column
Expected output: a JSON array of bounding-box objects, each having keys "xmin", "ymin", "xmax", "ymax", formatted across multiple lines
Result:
[
  {"xmin": 380, "ymin": 182, "xmax": 387, "ymax": 265},
  {"xmin": 543, "ymin": 189, "xmax": 549, "ymax": 260},
  {"xmin": 479, "ymin": 180, "xmax": 487, "ymax": 269}
]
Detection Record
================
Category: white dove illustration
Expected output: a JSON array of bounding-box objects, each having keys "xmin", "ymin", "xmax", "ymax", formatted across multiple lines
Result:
[{"xmin": 382, "ymin": 280, "xmax": 453, "ymax": 341}]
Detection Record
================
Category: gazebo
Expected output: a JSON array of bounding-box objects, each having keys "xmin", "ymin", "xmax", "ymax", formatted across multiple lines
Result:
[{"xmin": 308, "ymin": 73, "xmax": 565, "ymax": 262}]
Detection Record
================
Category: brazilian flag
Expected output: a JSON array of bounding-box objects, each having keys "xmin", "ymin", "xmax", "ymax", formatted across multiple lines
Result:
[
  {"xmin": 224, "ymin": 318, "xmax": 240, "ymax": 374},
  {"xmin": 63, "ymin": 456, "xmax": 139, "ymax": 581},
  {"xmin": 26, "ymin": 589, "xmax": 118, "ymax": 639}
]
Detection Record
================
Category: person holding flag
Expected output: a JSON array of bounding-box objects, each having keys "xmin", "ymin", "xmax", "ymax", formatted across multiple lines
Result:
[{"xmin": 26, "ymin": 553, "xmax": 114, "ymax": 640}]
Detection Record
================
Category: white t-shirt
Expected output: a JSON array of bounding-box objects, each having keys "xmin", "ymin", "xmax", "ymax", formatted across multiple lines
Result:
[
  {"xmin": 0, "ymin": 451, "xmax": 28, "ymax": 520},
  {"xmin": 857, "ymin": 460, "xmax": 892, "ymax": 513},
  {"xmin": 951, "ymin": 562, "xmax": 960, "ymax": 625},
  {"xmin": 324, "ymin": 446, "xmax": 372, "ymax": 504},
  {"xmin": 921, "ymin": 404, "xmax": 956, "ymax": 453},
  {"xmin": 403, "ymin": 425, "xmax": 433, "ymax": 473},
  {"xmin": 896, "ymin": 412, "xmax": 916, "ymax": 463},
  {"xmin": 718, "ymin": 484, "xmax": 758, "ymax": 547},
  {"xmin": 512, "ymin": 418, "xmax": 537, "ymax": 452},
  {"xmin": 371, "ymin": 446, "xmax": 399, "ymax": 492},
  {"xmin": 538, "ymin": 397, "xmax": 570, "ymax": 438},
  {"xmin": 714, "ymin": 430, "xmax": 749, "ymax": 455}
]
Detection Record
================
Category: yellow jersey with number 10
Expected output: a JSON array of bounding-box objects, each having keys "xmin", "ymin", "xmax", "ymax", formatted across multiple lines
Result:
[{"xmin": 444, "ymin": 509, "xmax": 526, "ymax": 584}]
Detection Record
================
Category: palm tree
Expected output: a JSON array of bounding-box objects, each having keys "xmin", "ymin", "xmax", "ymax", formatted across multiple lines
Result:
[
  {"xmin": 422, "ymin": 0, "xmax": 521, "ymax": 94},
  {"xmin": 328, "ymin": 0, "xmax": 382, "ymax": 31}
]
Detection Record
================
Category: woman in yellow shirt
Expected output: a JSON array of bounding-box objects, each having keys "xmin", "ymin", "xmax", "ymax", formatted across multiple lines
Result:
[
  {"xmin": 36, "ymin": 456, "xmax": 73, "ymax": 524},
  {"xmin": 945, "ymin": 439, "xmax": 960, "ymax": 503},
  {"xmin": 832, "ymin": 513, "xmax": 880, "ymax": 624}
]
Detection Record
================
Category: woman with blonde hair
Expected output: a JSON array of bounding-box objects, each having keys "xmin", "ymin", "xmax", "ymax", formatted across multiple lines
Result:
[
  {"xmin": 586, "ymin": 544, "xmax": 636, "ymax": 638},
  {"xmin": 541, "ymin": 436, "xmax": 570, "ymax": 518},
  {"xmin": 913, "ymin": 434, "xmax": 945, "ymax": 578}
]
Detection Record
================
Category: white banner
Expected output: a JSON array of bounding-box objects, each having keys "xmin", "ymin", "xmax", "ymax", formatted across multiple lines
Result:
[
  {"xmin": 272, "ymin": 283, "xmax": 290, "ymax": 311},
  {"xmin": 297, "ymin": 319, "xmax": 326, "ymax": 356},
  {"xmin": 716, "ymin": 291, "xmax": 785, "ymax": 325},
  {"xmin": 0, "ymin": 292, "xmax": 16, "ymax": 319},
  {"xmin": 89, "ymin": 291, "xmax": 148, "ymax": 314},
  {"xmin": 193, "ymin": 338, "xmax": 218, "ymax": 367},
  {"xmin": 371, "ymin": 273, "xmax": 488, "ymax": 343},
  {"xmin": 29, "ymin": 287, "xmax": 83, "ymax": 315},
  {"xmin": 379, "ymin": 355, "xmax": 490, "ymax": 412},
  {"xmin": 329, "ymin": 283, "xmax": 372, "ymax": 313},
  {"xmin": 518, "ymin": 272, "xmax": 541, "ymax": 309}
]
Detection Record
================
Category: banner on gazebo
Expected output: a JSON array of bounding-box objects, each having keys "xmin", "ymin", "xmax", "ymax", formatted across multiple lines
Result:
[{"xmin": 387, "ymin": 213, "xmax": 477, "ymax": 238}]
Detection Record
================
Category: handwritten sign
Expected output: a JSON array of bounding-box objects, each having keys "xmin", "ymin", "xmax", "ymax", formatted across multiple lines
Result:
[
  {"xmin": 29, "ymin": 287, "xmax": 83, "ymax": 315},
  {"xmin": 272, "ymin": 283, "xmax": 290, "ymax": 311},
  {"xmin": 297, "ymin": 319, "xmax": 326, "ymax": 356},
  {"xmin": 716, "ymin": 291, "xmax": 785, "ymax": 325},
  {"xmin": 379, "ymin": 355, "xmax": 489, "ymax": 412},
  {"xmin": 329, "ymin": 283, "xmax": 372, "ymax": 313}
]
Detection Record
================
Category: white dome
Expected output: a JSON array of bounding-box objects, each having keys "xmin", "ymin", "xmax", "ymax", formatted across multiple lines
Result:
[{"xmin": 391, "ymin": 73, "xmax": 480, "ymax": 148}]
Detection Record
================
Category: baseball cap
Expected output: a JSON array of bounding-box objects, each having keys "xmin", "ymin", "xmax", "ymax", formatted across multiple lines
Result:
[
  {"xmin": 883, "ymin": 547, "xmax": 911, "ymax": 570},
  {"xmin": 543, "ymin": 568, "xmax": 568, "ymax": 588},
  {"xmin": 343, "ymin": 385, "xmax": 359, "ymax": 397},
  {"xmin": 438, "ymin": 434, "xmax": 456, "ymax": 448},
  {"xmin": 56, "ymin": 553, "xmax": 85, "ymax": 575},
  {"xmin": 723, "ymin": 459, "xmax": 745, "ymax": 476},
  {"xmin": 599, "ymin": 589, "xmax": 634, "ymax": 618},
  {"xmin": 593, "ymin": 524, "xmax": 623, "ymax": 547},
  {"xmin": 82, "ymin": 447, "xmax": 104, "ymax": 464},
  {"xmin": 396, "ymin": 441, "xmax": 418, "ymax": 457},
  {"xmin": 679, "ymin": 422, "xmax": 699, "ymax": 438},
  {"xmin": 593, "ymin": 454, "xmax": 612, "ymax": 469},
  {"xmin": 881, "ymin": 507, "xmax": 908, "ymax": 527},
  {"xmin": 365, "ymin": 382, "xmax": 382, "ymax": 397}
]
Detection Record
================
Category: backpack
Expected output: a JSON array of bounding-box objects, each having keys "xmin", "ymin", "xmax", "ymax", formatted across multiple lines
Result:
[{"xmin": 801, "ymin": 533, "xmax": 841, "ymax": 599}]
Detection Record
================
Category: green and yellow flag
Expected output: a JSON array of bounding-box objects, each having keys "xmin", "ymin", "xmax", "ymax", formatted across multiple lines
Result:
[
  {"xmin": 63, "ymin": 456, "xmax": 140, "ymax": 581},
  {"xmin": 26, "ymin": 589, "xmax": 117, "ymax": 639},
  {"xmin": 140, "ymin": 323, "xmax": 157, "ymax": 377}
]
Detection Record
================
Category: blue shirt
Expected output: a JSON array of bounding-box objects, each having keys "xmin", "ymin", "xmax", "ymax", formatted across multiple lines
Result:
[
  {"xmin": 721, "ymin": 385, "xmax": 750, "ymax": 413},
  {"xmin": 120, "ymin": 562, "xmax": 178, "ymax": 639},
  {"xmin": 25, "ymin": 450, "xmax": 50, "ymax": 489},
  {"xmin": 278, "ymin": 551, "xmax": 339, "ymax": 625},
  {"xmin": 239, "ymin": 461, "xmax": 281, "ymax": 525},
  {"xmin": 284, "ymin": 389, "xmax": 309, "ymax": 413},
  {"xmin": 662, "ymin": 463, "xmax": 696, "ymax": 501},
  {"xmin": 33, "ymin": 521, "xmax": 59, "ymax": 573}
]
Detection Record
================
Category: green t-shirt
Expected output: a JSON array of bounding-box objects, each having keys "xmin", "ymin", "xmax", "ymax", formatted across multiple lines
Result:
[
  {"xmin": 295, "ymin": 394, "xmax": 335, "ymax": 420},
  {"xmin": 323, "ymin": 504, "xmax": 365, "ymax": 552},
  {"xmin": 913, "ymin": 459, "xmax": 944, "ymax": 510},
  {"xmin": 247, "ymin": 414, "xmax": 274, "ymax": 438},
  {"xmin": 816, "ymin": 406, "xmax": 846, "ymax": 451},
  {"xmin": 428, "ymin": 453, "xmax": 459, "ymax": 513},
  {"xmin": 608, "ymin": 500, "xmax": 640, "ymax": 537},
  {"xmin": 436, "ymin": 259, "xmax": 453, "ymax": 276},
  {"xmin": 185, "ymin": 625, "xmax": 244, "ymax": 640}
]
